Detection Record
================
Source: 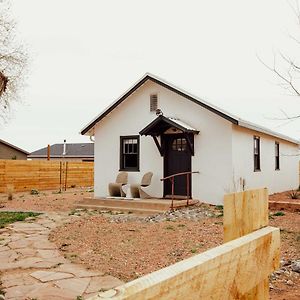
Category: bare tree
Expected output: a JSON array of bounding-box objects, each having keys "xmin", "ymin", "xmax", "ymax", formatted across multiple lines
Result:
[
  {"xmin": 258, "ymin": 1, "xmax": 300, "ymax": 121},
  {"xmin": 0, "ymin": 0, "xmax": 27, "ymax": 123}
]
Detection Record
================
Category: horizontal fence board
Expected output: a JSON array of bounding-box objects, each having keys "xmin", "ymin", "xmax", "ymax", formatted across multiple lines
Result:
[{"xmin": 0, "ymin": 160, "xmax": 94, "ymax": 192}]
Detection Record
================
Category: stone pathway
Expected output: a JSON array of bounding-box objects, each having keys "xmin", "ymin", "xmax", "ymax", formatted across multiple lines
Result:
[{"xmin": 0, "ymin": 212, "xmax": 123, "ymax": 300}]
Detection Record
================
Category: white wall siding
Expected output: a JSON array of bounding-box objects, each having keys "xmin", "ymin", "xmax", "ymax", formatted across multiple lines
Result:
[
  {"xmin": 231, "ymin": 125, "xmax": 299, "ymax": 194},
  {"xmin": 94, "ymin": 80, "xmax": 233, "ymax": 204}
]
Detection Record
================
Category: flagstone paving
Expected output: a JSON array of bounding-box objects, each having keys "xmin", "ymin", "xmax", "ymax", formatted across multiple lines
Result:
[{"xmin": 0, "ymin": 212, "xmax": 123, "ymax": 300}]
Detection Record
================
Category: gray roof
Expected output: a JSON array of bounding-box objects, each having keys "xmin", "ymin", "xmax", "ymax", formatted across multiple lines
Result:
[
  {"xmin": 28, "ymin": 143, "xmax": 94, "ymax": 158},
  {"xmin": 0, "ymin": 139, "xmax": 29, "ymax": 155}
]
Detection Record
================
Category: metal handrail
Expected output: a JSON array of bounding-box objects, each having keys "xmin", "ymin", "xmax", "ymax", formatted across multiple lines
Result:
[{"xmin": 160, "ymin": 171, "xmax": 200, "ymax": 210}]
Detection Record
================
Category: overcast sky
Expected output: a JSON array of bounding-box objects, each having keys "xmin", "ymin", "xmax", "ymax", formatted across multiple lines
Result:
[{"xmin": 1, "ymin": 0, "xmax": 300, "ymax": 152}]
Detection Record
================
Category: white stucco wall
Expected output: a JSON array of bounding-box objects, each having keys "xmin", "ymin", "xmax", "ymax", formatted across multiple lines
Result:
[
  {"xmin": 94, "ymin": 80, "xmax": 233, "ymax": 204},
  {"xmin": 231, "ymin": 125, "xmax": 299, "ymax": 194}
]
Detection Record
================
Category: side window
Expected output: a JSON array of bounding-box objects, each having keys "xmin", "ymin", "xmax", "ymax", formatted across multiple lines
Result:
[
  {"xmin": 275, "ymin": 142, "xmax": 280, "ymax": 170},
  {"xmin": 254, "ymin": 136, "xmax": 260, "ymax": 171},
  {"xmin": 120, "ymin": 136, "xmax": 140, "ymax": 171}
]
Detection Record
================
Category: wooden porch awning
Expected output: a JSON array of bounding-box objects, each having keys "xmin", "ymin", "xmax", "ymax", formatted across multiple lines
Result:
[{"xmin": 139, "ymin": 115, "xmax": 199, "ymax": 136}]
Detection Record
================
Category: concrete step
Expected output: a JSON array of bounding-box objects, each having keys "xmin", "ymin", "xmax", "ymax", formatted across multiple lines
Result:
[
  {"xmin": 74, "ymin": 204, "xmax": 164, "ymax": 216},
  {"xmin": 79, "ymin": 197, "xmax": 197, "ymax": 211},
  {"xmin": 79, "ymin": 198, "xmax": 171, "ymax": 210}
]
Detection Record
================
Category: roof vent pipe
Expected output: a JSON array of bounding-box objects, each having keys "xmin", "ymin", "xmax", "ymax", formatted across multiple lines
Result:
[{"xmin": 63, "ymin": 139, "xmax": 66, "ymax": 156}]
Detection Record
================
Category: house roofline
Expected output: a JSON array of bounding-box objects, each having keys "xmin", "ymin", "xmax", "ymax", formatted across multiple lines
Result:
[
  {"xmin": 0, "ymin": 139, "xmax": 29, "ymax": 155},
  {"xmin": 80, "ymin": 72, "xmax": 300, "ymax": 145},
  {"xmin": 236, "ymin": 120, "xmax": 300, "ymax": 145},
  {"xmin": 27, "ymin": 155, "xmax": 94, "ymax": 158},
  {"xmin": 80, "ymin": 73, "xmax": 239, "ymax": 136}
]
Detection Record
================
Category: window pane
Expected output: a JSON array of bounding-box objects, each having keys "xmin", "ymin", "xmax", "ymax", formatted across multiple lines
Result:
[
  {"xmin": 172, "ymin": 138, "xmax": 187, "ymax": 151},
  {"xmin": 124, "ymin": 154, "xmax": 138, "ymax": 168},
  {"xmin": 180, "ymin": 138, "xmax": 187, "ymax": 151},
  {"xmin": 129, "ymin": 143, "xmax": 133, "ymax": 153},
  {"xmin": 275, "ymin": 143, "xmax": 279, "ymax": 156},
  {"xmin": 124, "ymin": 143, "xmax": 129, "ymax": 153},
  {"xmin": 275, "ymin": 142, "xmax": 280, "ymax": 169},
  {"xmin": 172, "ymin": 139, "xmax": 177, "ymax": 150},
  {"xmin": 133, "ymin": 143, "xmax": 137, "ymax": 153},
  {"xmin": 254, "ymin": 137, "xmax": 260, "ymax": 170}
]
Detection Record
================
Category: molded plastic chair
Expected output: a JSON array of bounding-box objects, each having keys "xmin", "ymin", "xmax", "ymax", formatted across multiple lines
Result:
[
  {"xmin": 108, "ymin": 172, "xmax": 128, "ymax": 197},
  {"xmin": 130, "ymin": 172, "xmax": 153, "ymax": 199}
]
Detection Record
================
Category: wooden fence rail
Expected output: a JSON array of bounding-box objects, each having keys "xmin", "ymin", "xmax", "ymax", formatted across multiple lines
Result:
[
  {"xmin": 0, "ymin": 160, "xmax": 93, "ymax": 192},
  {"xmin": 89, "ymin": 188, "xmax": 280, "ymax": 300}
]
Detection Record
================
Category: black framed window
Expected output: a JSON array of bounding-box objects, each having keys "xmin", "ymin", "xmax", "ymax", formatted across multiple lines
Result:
[
  {"xmin": 254, "ymin": 136, "xmax": 260, "ymax": 171},
  {"xmin": 275, "ymin": 142, "xmax": 280, "ymax": 170},
  {"xmin": 120, "ymin": 136, "xmax": 140, "ymax": 171}
]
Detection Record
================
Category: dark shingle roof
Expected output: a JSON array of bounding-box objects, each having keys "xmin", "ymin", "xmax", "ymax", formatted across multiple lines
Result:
[{"xmin": 28, "ymin": 143, "xmax": 94, "ymax": 158}]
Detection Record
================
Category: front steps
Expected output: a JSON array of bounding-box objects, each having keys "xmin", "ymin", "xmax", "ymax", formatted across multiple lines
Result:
[{"xmin": 74, "ymin": 197, "xmax": 198, "ymax": 215}]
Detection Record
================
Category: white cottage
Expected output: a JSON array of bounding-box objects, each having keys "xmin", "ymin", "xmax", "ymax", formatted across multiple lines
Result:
[{"xmin": 81, "ymin": 73, "xmax": 299, "ymax": 205}]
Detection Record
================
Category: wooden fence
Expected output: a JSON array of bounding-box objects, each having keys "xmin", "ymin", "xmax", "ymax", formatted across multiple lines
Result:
[
  {"xmin": 89, "ymin": 188, "xmax": 280, "ymax": 300},
  {"xmin": 0, "ymin": 160, "xmax": 94, "ymax": 192}
]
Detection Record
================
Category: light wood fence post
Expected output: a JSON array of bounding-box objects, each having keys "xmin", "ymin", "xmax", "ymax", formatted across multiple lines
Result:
[{"xmin": 224, "ymin": 188, "xmax": 271, "ymax": 299}]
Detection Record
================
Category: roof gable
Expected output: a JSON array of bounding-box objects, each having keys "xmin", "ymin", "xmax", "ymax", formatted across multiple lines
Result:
[
  {"xmin": 80, "ymin": 73, "xmax": 239, "ymax": 135},
  {"xmin": 81, "ymin": 73, "xmax": 299, "ymax": 145}
]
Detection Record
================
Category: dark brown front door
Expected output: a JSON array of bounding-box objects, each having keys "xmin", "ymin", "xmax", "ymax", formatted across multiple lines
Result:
[{"xmin": 163, "ymin": 134, "xmax": 192, "ymax": 198}]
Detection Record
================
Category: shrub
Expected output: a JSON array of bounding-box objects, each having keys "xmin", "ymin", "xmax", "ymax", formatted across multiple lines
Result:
[
  {"xmin": 287, "ymin": 190, "xmax": 300, "ymax": 199},
  {"xmin": 215, "ymin": 205, "xmax": 223, "ymax": 210},
  {"xmin": 30, "ymin": 189, "xmax": 39, "ymax": 195},
  {"xmin": 273, "ymin": 211, "xmax": 285, "ymax": 217}
]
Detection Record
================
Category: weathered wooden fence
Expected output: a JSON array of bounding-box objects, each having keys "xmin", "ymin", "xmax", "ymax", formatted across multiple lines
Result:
[
  {"xmin": 0, "ymin": 160, "xmax": 94, "ymax": 192},
  {"xmin": 89, "ymin": 188, "xmax": 280, "ymax": 300}
]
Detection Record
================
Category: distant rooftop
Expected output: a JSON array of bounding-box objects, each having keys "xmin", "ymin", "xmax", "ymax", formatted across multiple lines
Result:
[
  {"xmin": 28, "ymin": 143, "xmax": 94, "ymax": 158},
  {"xmin": 0, "ymin": 139, "xmax": 29, "ymax": 155}
]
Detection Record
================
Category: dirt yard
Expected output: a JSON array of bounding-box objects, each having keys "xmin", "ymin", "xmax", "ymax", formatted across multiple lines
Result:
[
  {"xmin": 0, "ymin": 188, "xmax": 93, "ymax": 212},
  {"xmin": 48, "ymin": 207, "xmax": 299, "ymax": 299},
  {"xmin": 1, "ymin": 189, "xmax": 299, "ymax": 299},
  {"xmin": 49, "ymin": 213, "xmax": 223, "ymax": 282},
  {"xmin": 269, "ymin": 190, "xmax": 300, "ymax": 204}
]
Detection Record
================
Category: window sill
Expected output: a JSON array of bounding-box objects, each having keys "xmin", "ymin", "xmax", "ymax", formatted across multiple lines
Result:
[
  {"xmin": 275, "ymin": 168, "xmax": 280, "ymax": 171},
  {"xmin": 254, "ymin": 169, "xmax": 261, "ymax": 172},
  {"xmin": 119, "ymin": 169, "xmax": 140, "ymax": 172}
]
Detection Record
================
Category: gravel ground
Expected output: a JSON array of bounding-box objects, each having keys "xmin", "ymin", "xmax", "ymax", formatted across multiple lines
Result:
[
  {"xmin": 1, "ymin": 189, "xmax": 299, "ymax": 299},
  {"xmin": 49, "ymin": 203, "xmax": 299, "ymax": 299},
  {"xmin": 268, "ymin": 210, "xmax": 300, "ymax": 299},
  {"xmin": 49, "ymin": 205, "xmax": 223, "ymax": 282}
]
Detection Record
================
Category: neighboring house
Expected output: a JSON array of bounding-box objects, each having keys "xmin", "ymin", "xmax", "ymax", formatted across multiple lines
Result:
[
  {"xmin": 80, "ymin": 73, "xmax": 299, "ymax": 205},
  {"xmin": 28, "ymin": 143, "xmax": 94, "ymax": 162},
  {"xmin": 0, "ymin": 139, "xmax": 29, "ymax": 160}
]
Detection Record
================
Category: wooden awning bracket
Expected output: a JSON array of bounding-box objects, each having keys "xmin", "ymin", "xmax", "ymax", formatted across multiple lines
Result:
[
  {"xmin": 152, "ymin": 136, "xmax": 164, "ymax": 156},
  {"xmin": 184, "ymin": 133, "xmax": 194, "ymax": 156}
]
